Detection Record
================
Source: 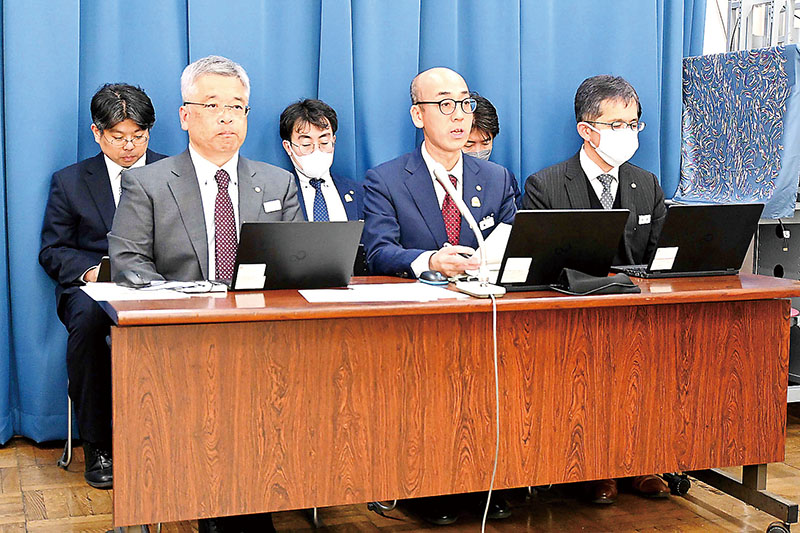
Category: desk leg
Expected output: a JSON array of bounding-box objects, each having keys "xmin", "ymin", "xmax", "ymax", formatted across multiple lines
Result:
[{"xmin": 689, "ymin": 466, "xmax": 798, "ymax": 525}]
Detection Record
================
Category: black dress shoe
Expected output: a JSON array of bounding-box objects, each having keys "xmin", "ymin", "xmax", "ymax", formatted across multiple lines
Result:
[
  {"xmin": 198, "ymin": 513, "xmax": 275, "ymax": 533},
  {"xmin": 413, "ymin": 496, "xmax": 459, "ymax": 525},
  {"xmin": 82, "ymin": 442, "xmax": 112, "ymax": 489},
  {"xmin": 483, "ymin": 494, "xmax": 512, "ymax": 520}
]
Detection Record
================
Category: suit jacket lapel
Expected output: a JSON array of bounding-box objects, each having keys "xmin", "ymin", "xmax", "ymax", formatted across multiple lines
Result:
[
  {"xmin": 334, "ymin": 177, "xmax": 358, "ymax": 220},
  {"xmin": 167, "ymin": 151, "xmax": 209, "ymax": 279},
  {"xmin": 237, "ymin": 157, "xmax": 265, "ymax": 222},
  {"xmin": 460, "ymin": 155, "xmax": 486, "ymax": 244},
  {"xmin": 83, "ymin": 153, "xmax": 116, "ymax": 231},
  {"xmin": 564, "ymin": 152, "xmax": 592, "ymax": 209},
  {"xmin": 404, "ymin": 149, "xmax": 448, "ymax": 246},
  {"xmin": 292, "ymin": 174, "xmax": 309, "ymax": 220}
]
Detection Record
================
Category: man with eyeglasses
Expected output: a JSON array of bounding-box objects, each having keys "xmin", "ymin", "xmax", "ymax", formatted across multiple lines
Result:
[
  {"xmin": 39, "ymin": 83, "xmax": 165, "ymax": 489},
  {"xmin": 523, "ymin": 74, "xmax": 666, "ymax": 268},
  {"xmin": 523, "ymin": 75, "xmax": 668, "ymax": 504},
  {"xmin": 362, "ymin": 67, "xmax": 516, "ymax": 281},
  {"xmin": 362, "ymin": 67, "xmax": 516, "ymax": 525},
  {"xmin": 109, "ymin": 55, "xmax": 299, "ymax": 288},
  {"xmin": 279, "ymin": 99, "xmax": 363, "ymax": 222}
]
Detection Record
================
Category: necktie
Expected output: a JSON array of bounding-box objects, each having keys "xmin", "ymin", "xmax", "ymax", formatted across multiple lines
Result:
[
  {"xmin": 441, "ymin": 174, "xmax": 461, "ymax": 245},
  {"xmin": 597, "ymin": 174, "xmax": 614, "ymax": 210},
  {"xmin": 214, "ymin": 169, "xmax": 237, "ymax": 280},
  {"xmin": 309, "ymin": 178, "xmax": 330, "ymax": 221}
]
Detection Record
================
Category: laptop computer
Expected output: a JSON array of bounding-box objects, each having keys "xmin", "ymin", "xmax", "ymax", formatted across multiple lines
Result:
[
  {"xmin": 610, "ymin": 203, "xmax": 764, "ymax": 278},
  {"xmin": 492, "ymin": 209, "xmax": 629, "ymax": 292},
  {"xmin": 227, "ymin": 221, "xmax": 364, "ymax": 290}
]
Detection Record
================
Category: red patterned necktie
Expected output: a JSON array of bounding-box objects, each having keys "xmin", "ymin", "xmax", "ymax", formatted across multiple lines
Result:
[
  {"xmin": 214, "ymin": 169, "xmax": 237, "ymax": 280},
  {"xmin": 441, "ymin": 174, "xmax": 461, "ymax": 245}
]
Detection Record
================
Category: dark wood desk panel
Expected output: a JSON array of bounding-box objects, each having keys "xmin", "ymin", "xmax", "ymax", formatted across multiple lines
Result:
[{"xmin": 108, "ymin": 275, "xmax": 800, "ymax": 526}]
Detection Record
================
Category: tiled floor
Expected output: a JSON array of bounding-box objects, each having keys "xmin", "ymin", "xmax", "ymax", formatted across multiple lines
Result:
[{"xmin": 1, "ymin": 404, "xmax": 798, "ymax": 532}]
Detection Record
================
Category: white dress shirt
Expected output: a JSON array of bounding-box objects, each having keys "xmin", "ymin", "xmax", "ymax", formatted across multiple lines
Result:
[
  {"xmin": 189, "ymin": 144, "xmax": 240, "ymax": 279},
  {"xmin": 410, "ymin": 141, "xmax": 465, "ymax": 277},
  {"xmin": 294, "ymin": 168, "xmax": 348, "ymax": 222},
  {"xmin": 580, "ymin": 147, "xmax": 619, "ymax": 203},
  {"xmin": 104, "ymin": 153, "xmax": 147, "ymax": 207}
]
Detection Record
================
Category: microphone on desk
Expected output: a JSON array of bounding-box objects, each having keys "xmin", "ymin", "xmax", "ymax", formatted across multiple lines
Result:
[{"xmin": 432, "ymin": 165, "xmax": 505, "ymax": 298}]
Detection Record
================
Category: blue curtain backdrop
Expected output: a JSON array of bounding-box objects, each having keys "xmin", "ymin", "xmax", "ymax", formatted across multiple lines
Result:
[{"xmin": 0, "ymin": 0, "xmax": 705, "ymax": 443}]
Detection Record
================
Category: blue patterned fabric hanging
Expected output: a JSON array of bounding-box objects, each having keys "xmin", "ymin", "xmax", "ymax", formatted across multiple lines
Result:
[{"xmin": 677, "ymin": 45, "xmax": 800, "ymax": 218}]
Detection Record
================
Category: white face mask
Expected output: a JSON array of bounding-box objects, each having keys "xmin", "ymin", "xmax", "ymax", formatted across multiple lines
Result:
[
  {"xmin": 585, "ymin": 124, "xmax": 639, "ymax": 168},
  {"xmin": 464, "ymin": 148, "xmax": 492, "ymax": 160},
  {"xmin": 292, "ymin": 148, "xmax": 334, "ymax": 179}
]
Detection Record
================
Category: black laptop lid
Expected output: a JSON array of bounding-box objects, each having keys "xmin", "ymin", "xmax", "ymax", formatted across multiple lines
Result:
[
  {"xmin": 497, "ymin": 209, "xmax": 629, "ymax": 289},
  {"xmin": 230, "ymin": 221, "xmax": 364, "ymax": 290},
  {"xmin": 646, "ymin": 203, "xmax": 764, "ymax": 273}
]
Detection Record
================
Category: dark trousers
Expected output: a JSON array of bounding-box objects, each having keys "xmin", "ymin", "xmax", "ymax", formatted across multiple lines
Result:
[{"xmin": 57, "ymin": 288, "xmax": 113, "ymax": 446}]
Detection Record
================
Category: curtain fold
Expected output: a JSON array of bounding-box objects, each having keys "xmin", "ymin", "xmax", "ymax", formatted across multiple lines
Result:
[{"xmin": 0, "ymin": 0, "xmax": 705, "ymax": 443}]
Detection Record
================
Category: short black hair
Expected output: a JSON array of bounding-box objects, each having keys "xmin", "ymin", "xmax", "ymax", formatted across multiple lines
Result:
[
  {"xmin": 90, "ymin": 83, "xmax": 156, "ymax": 131},
  {"xmin": 279, "ymin": 99, "xmax": 338, "ymax": 141},
  {"xmin": 574, "ymin": 75, "xmax": 641, "ymax": 123},
  {"xmin": 470, "ymin": 92, "xmax": 500, "ymax": 138}
]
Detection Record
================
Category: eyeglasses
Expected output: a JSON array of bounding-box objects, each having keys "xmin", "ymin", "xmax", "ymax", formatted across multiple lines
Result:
[
  {"xmin": 584, "ymin": 120, "xmax": 646, "ymax": 132},
  {"xmin": 290, "ymin": 139, "xmax": 335, "ymax": 156},
  {"xmin": 414, "ymin": 97, "xmax": 477, "ymax": 115},
  {"xmin": 102, "ymin": 133, "xmax": 149, "ymax": 147},
  {"xmin": 183, "ymin": 101, "xmax": 250, "ymax": 117}
]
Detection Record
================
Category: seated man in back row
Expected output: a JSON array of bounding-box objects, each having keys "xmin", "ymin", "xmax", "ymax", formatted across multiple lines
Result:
[
  {"xmin": 279, "ymin": 98, "xmax": 363, "ymax": 222},
  {"xmin": 523, "ymin": 74, "xmax": 668, "ymax": 504},
  {"xmin": 39, "ymin": 83, "xmax": 165, "ymax": 489}
]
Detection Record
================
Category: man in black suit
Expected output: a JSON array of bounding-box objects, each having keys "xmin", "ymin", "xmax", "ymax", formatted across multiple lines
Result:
[
  {"xmin": 279, "ymin": 98, "xmax": 363, "ymax": 222},
  {"xmin": 522, "ymin": 75, "xmax": 668, "ymax": 503},
  {"xmin": 39, "ymin": 83, "xmax": 165, "ymax": 489},
  {"xmin": 523, "ymin": 75, "xmax": 666, "ymax": 267}
]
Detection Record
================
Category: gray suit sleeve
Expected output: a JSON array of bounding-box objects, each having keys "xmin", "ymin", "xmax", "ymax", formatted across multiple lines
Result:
[
  {"xmin": 108, "ymin": 170, "xmax": 166, "ymax": 282},
  {"xmin": 281, "ymin": 172, "xmax": 302, "ymax": 221}
]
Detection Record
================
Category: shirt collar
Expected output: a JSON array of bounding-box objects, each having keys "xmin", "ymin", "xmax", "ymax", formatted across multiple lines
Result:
[
  {"xmin": 103, "ymin": 152, "xmax": 146, "ymax": 180},
  {"xmin": 421, "ymin": 141, "xmax": 463, "ymax": 184},
  {"xmin": 294, "ymin": 167, "xmax": 332, "ymax": 187},
  {"xmin": 188, "ymin": 144, "xmax": 239, "ymax": 185},
  {"xmin": 580, "ymin": 146, "xmax": 618, "ymax": 181}
]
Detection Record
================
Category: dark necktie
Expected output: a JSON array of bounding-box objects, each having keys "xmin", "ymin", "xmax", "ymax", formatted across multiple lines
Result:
[
  {"xmin": 309, "ymin": 178, "xmax": 330, "ymax": 222},
  {"xmin": 441, "ymin": 174, "xmax": 461, "ymax": 245},
  {"xmin": 597, "ymin": 174, "xmax": 614, "ymax": 210},
  {"xmin": 214, "ymin": 169, "xmax": 237, "ymax": 280}
]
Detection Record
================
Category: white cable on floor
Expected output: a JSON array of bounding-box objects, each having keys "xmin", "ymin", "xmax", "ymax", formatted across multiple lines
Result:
[{"xmin": 481, "ymin": 294, "xmax": 500, "ymax": 533}]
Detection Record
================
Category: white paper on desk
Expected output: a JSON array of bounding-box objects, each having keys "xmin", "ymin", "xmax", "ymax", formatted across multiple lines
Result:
[
  {"xmin": 81, "ymin": 282, "xmax": 190, "ymax": 302},
  {"xmin": 300, "ymin": 283, "xmax": 469, "ymax": 303},
  {"xmin": 234, "ymin": 264, "xmax": 267, "ymax": 290},
  {"xmin": 464, "ymin": 222, "xmax": 512, "ymax": 279}
]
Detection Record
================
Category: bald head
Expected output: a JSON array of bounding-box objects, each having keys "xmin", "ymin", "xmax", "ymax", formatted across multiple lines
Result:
[{"xmin": 410, "ymin": 67, "xmax": 468, "ymax": 103}]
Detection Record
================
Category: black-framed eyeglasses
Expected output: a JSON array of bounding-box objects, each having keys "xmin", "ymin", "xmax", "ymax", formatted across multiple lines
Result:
[
  {"xmin": 183, "ymin": 101, "xmax": 250, "ymax": 117},
  {"xmin": 102, "ymin": 133, "xmax": 149, "ymax": 147},
  {"xmin": 414, "ymin": 97, "xmax": 477, "ymax": 115},
  {"xmin": 584, "ymin": 120, "xmax": 646, "ymax": 132}
]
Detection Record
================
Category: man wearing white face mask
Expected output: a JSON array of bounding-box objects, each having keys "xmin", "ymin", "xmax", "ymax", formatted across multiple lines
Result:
[
  {"xmin": 523, "ymin": 75, "xmax": 668, "ymax": 505},
  {"xmin": 523, "ymin": 75, "xmax": 666, "ymax": 267},
  {"xmin": 279, "ymin": 99, "xmax": 363, "ymax": 222}
]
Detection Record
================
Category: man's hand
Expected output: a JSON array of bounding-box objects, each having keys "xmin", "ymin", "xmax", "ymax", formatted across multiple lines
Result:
[
  {"xmin": 83, "ymin": 265, "xmax": 100, "ymax": 283},
  {"xmin": 429, "ymin": 245, "xmax": 480, "ymax": 278}
]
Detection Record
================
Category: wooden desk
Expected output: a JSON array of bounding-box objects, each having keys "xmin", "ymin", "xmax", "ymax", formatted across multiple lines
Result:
[{"xmin": 103, "ymin": 275, "xmax": 800, "ymax": 527}]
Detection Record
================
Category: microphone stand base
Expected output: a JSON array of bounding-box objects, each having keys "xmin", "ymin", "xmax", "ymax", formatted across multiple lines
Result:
[{"xmin": 453, "ymin": 281, "xmax": 506, "ymax": 298}]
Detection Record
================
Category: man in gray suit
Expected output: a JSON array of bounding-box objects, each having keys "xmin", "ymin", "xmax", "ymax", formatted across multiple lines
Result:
[
  {"xmin": 522, "ymin": 75, "xmax": 668, "ymax": 504},
  {"xmin": 523, "ymin": 75, "xmax": 666, "ymax": 267},
  {"xmin": 109, "ymin": 56, "xmax": 298, "ymax": 532},
  {"xmin": 109, "ymin": 55, "xmax": 300, "ymax": 285}
]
